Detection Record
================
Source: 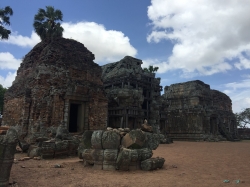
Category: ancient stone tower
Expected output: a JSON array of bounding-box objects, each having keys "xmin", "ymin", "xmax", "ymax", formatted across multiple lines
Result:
[
  {"xmin": 102, "ymin": 56, "xmax": 162, "ymax": 132},
  {"xmin": 161, "ymin": 80, "xmax": 238, "ymax": 141},
  {"xmin": 3, "ymin": 38, "xmax": 108, "ymax": 142}
]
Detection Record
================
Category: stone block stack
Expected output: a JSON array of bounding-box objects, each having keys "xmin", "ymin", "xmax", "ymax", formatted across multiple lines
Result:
[
  {"xmin": 78, "ymin": 127, "xmax": 165, "ymax": 171},
  {"xmin": 25, "ymin": 125, "xmax": 80, "ymax": 159}
]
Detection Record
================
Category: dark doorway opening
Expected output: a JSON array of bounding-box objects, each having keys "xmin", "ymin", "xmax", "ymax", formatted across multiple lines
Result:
[
  {"xmin": 210, "ymin": 117, "xmax": 216, "ymax": 134},
  {"xmin": 69, "ymin": 104, "xmax": 79, "ymax": 132}
]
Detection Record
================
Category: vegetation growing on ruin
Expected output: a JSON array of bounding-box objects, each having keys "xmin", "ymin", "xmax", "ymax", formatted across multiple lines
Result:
[
  {"xmin": 33, "ymin": 6, "xmax": 64, "ymax": 40},
  {"xmin": 143, "ymin": 65, "xmax": 159, "ymax": 73}
]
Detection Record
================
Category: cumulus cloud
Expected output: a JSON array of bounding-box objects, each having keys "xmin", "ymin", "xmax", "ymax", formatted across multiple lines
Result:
[
  {"xmin": 234, "ymin": 53, "xmax": 250, "ymax": 70},
  {"xmin": 147, "ymin": 0, "xmax": 250, "ymax": 76},
  {"xmin": 223, "ymin": 79, "xmax": 250, "ymax": 113},
  {"xmin": 0, "ymin": 71, "xmax": 16, "ymax": 88},
  {"xmin": 0, "ymin": 21, "xmax": 137, "ymax": 64},
  {"xmin": 0, "ymin": 52, "xmax": 22, "ymax": 70},
  {"xmin": 62, "ymin": 22, "xmax": 137, "ymax": 63},
  {"xmin": 1, "ymin": 31, "xmax": 40, "ymax": 47}
]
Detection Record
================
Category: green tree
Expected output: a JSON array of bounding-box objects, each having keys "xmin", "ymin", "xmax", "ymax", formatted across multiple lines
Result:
[
  {"xmin": 235, "ymin": 108, "xmax": 250, "ymax": 128},
  {"xmin": 33, "ymin": 6, "xmax": 64, "ymax": 40},
  {"xmin": 143, "ymin": 65, "xmax": 159, "ymax": 73},
  {"xmin": 0, "ymin": 6, "xmax": 13, "ymax": 39},
  {"xmin": 0, "ymin": 84, "xmax": 7, "ymax": 114}
]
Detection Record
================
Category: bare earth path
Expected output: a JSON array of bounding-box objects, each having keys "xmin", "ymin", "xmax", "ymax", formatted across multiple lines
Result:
[{"xmin": 9, "ymin": 141, "xmax": 250, "ymax": 187}]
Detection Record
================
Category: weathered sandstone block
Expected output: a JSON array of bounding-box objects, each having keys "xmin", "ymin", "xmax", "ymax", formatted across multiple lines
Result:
[
  {"xmin": 82, "ymin": 149, "xmax": 94, "ymax": 166},
  {"xmin": 91, "ymin": 130, "xmax": 104, "ymax": 149},
  {"xmin": 122, "ymin": 130, "xmax": 146, "ymax": 149},
  {"xmin": 143, "ymin": 132, "xmax": 160, "ymax": 150},
  {"xmin": 102, "ymin": 131, "xmax": 120, "ymax": 149},
  {"xmin": 116, "ymin": 148, "xmax": 131, "ymax": 171},
  {"xmin": 103, "ymin": 149, "xmax": 118, "ymax": 171}
]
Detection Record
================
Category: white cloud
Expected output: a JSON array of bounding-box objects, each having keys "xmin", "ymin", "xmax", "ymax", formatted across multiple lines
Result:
[
  {"xmin": 223, "ymin": 79, "xmax": 250, "ymax": 113},
  {"xmin": 62, "ymin": 22, "xmax": 137, "ymax": 63},
  {"xmin": 147, "ymin": 0, "xmax": 250, "ymax": 76},
  {"xmin": 0, "ymin": 52, "xmax": 22, "ymax": 70},
  {"xmin": 0, "ymin": 71, "xmax": 16, "ymax": 88},
  {"xmin": 1, "ymin": 31, "xmax": 40, "ymax": 47},
  {"xmin": 234, "ymin": 53, "xmax": 250, "ymax": 70},
  {"xmin": 0, "ymin": 21, "xmax": 137, "ymax": 64},
  {"xmin": 224, "ymin": 79, "xmax": 250, "ymax": 90}
]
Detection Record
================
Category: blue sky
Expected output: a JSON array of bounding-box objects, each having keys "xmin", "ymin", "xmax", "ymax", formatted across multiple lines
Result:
[{"xmin": 1, "ymin": 0, "xmax": 250, "ymax": 114}]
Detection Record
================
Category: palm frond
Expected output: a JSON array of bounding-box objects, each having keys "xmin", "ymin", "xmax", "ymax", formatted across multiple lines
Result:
[{"xmin": 33, "ymin": 6, "xmax": 64, "ymax": 40}]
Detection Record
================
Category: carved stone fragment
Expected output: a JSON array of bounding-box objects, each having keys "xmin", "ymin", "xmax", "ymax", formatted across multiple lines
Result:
[
  {"xmin": 116, "ymin": 148, "xmax": 131, "ymax": 171},
  {"xmin": 82, "ymin": 149, "xmax": 94, "ymax": 166},
  {"xmin": 103, "ymin": 149, "xmax": 118, "ymax": 170},
  {"xmin": 81, "ymin": 130, "xmax": 94, "ymax": 149},
  {"xmin": 78, "ymin": 131, "xmax": 93, "ymax": 159},
  {"xmin": 121, "ymin": 130, "xmax": 146, "ymax": 149},
  {"xmin": 141, "ymin": 157, "xmax": 165, "ymax": 171},
  {"xmin": 102, "ymin": 131, "xmax": 120, "ymax": 149},
  {"xmin": 143, "ymin": 132, "xmax": 160, "ymax": 150},
  {"xmin": 91, "ymin": 130, "xmax": 104, "ymax": 149}
]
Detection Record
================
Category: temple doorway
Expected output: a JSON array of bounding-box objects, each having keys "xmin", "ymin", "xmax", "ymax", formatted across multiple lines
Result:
[
  {"xmin": 69, "ymin": 103, "xmax": 81, "ymax": 132},
  {"xmin": 210, "ymin": 117, "xmax": 217, "ymax": 134}
]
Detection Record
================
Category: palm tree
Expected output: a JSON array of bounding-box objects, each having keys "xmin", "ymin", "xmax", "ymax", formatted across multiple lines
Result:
[
  {"xmin": 0, "ymin": 6, "xmax": 13, "ymax": 40},
  {"xmin": 33, "ymin": 6, "xmax": 64, "ymax": 40},
  {"xmin": 143, "ymin": 65, "xmax": 159, "ymax": 73}
]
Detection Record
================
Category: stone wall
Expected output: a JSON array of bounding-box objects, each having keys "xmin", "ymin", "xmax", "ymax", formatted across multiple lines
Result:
[{"xmin": 3, "ymin": 38, "xmax": 108, "ymax": 143}]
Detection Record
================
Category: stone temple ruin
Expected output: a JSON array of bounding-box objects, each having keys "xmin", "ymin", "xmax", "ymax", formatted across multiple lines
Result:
[
  {"xmin": 101, "ymin": 56, "xmax": 162, "ymax": 133},
  {"xmin": 0, "ymin": 37, "xmax": 240, "ymax": 186},
  {"xmin": 101, "ymin": 57, "xmax": 238, "ymax": 141},
  {"xmin": 3, "ymin": 38, "xmax": 108, "ymax": 143},
  {"xmin": 2, "ymin": 38, "xmax": 238, "ymax": 152},
  {"xmin": 161, "ymin": 81, "xmax": 238, "ymax": 141}
]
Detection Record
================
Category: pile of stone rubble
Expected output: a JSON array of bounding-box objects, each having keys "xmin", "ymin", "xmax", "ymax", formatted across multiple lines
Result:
[
  {"xmin": 25, "ymin": 125, "xmax": 80, "ymax": 159},
  {"xmin": 78, "ymin": 127, "xmax": 166, "ymax": 171}
]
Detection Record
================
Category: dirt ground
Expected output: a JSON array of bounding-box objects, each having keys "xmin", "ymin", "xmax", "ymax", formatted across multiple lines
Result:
[{"xmin": 9, "ymin": 141, "xmax": 250, "ymax": 187}]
